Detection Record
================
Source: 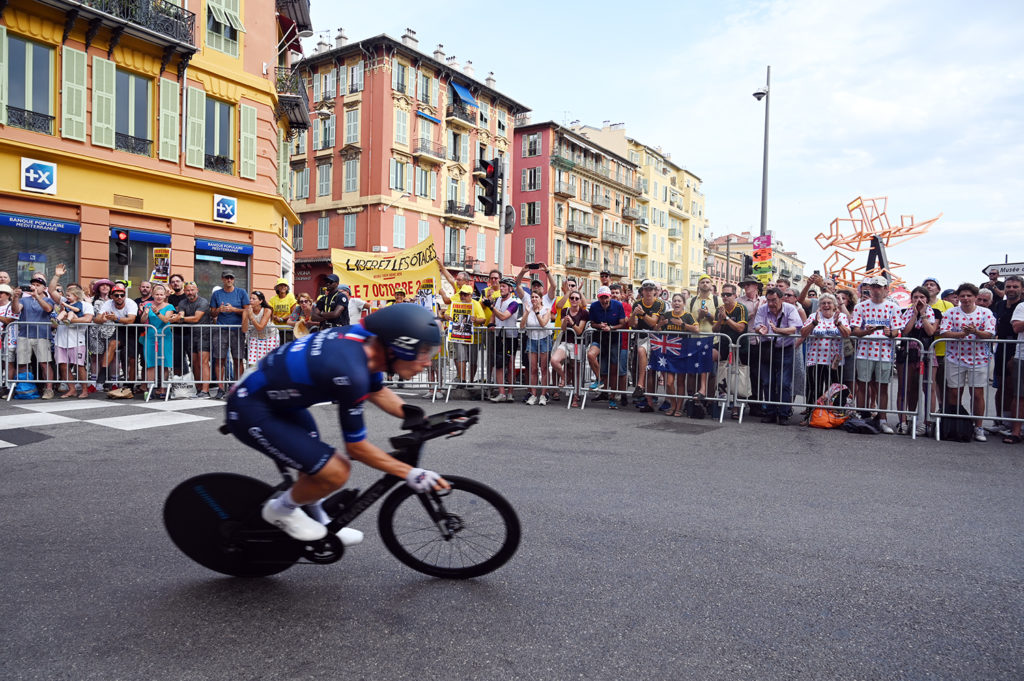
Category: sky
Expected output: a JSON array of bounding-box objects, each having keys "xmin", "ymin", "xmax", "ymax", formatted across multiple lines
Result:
[{"xmin": 304, "ymin": 0, "xmax": 1024, "ymax": 290}]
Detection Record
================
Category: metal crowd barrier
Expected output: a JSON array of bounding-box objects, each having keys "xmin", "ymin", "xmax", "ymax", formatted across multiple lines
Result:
[{"xmin": 927, "ymin": 337, "xmax": 1022, "ymax": 441}]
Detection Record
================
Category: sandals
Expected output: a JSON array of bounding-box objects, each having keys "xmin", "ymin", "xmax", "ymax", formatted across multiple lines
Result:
[
  {"xmin": 61, "ymin": 390, "xmax": 78, "ymax": 399},
  {"xmin": 1002, "ymin": 435, "xmax": 1022, "ymax": 444},
  {"xmin": 671, "ymin": 410, "xmax": 684, "ymax": 418}
]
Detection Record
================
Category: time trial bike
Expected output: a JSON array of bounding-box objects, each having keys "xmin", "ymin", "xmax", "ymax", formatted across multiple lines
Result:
[{"xmin": 163, "ymin": 406, "xmax": 520, "ymax": 579}]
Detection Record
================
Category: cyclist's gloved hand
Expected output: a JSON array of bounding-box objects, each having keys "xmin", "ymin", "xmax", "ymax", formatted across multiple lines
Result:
[{"xmin": 406, "ymin": 467, "xmax": 442, "ymax": 493}]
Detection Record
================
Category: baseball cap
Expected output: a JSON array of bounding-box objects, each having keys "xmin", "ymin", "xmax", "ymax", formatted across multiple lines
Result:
[
  {"xmin": 599, "ymin": 270, "xmax": 611, "ymax": 277},
  {"xmin": 941, "ymin": 289, "xmax": 956, "ymax": 298},
  {"xmin": 275, "ymin": 277, "xmax": 289, "ymax": 288},
  {"xmin": 30, "ymin": 274, "xmax": 46, "ymax": 284},
  {"xmin": 597, "ymin": 286, "xmax": 612, "ymax": 298},
  {"xmin": 111, "ymin": 284, "xmax": 126, "ymax": 293},
  {"xmin": 459, "ymin": 284, "xmax": 474, "ymax": 295},
  {"xmin": 324, "ymin": 273, "xmax": 340, "ymax": 283},
  {"xmin": 866, "ymin": 276, "xmax": 888, "ymax": 286},
  {"xmin": 220, "ymin": 271, "xmax": 235, "ymax": 279},
  {"xmin": 922, "ymin": 277, "xmax": 940, "ymax": 287},
  {"xmin": 0, "ymin": 284, "xmax": 13, "ymax": 295},
  {"xmin": 339, "ymin": 284, "xmax": 351, "ymax": 292},
  {"xmin": 698, "ymin": 274, "xmax": 712, "ymax": 282},
  {"xmin": 641, "ymin": 279, "xmax": 656, "ymax": 289}
]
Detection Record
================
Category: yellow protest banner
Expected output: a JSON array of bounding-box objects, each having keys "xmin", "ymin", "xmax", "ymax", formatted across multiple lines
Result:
[{"xmin": 331, "ymin": 237, "xmax": 443, "ymax": 302}]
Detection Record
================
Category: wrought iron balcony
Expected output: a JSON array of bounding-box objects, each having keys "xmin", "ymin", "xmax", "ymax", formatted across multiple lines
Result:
[
  {"xmin": 6, "ymin": 106, "xmax": 54, "ymax": 134},
  {"xmin": 633, "ymin": 240, "xmax": 649, "ymax": 255},
  {"xmin": 38, "ymin": 0, "xmax": 198, "ymax": 49},
  {"xmin": 592, "ymin": 194, "xmax": 611, "ymax": 210},
  {"xmin": 115, "ymin": 132, "xmax": 152, "ymax": 156},
  {"xmin": 634, "ymin": 264, "xmax": 647, "ymax": 280},
  {"xmin": 602, "ymin": 229, "xmax": 630, "ymax": 246},
  {"xmin": 445, "ymin": 200, "xmax": 474, "ymax": 220},
  {"xmin": 667, "ymin": 228, "xmax": 683, "ymax": 239},
  {"xmin": 204, "ymin": 154, "xmax": 235, "ymax": 175},
  {"xmin": 413, "ymin": 138, "xmax": 446, "ymax": 163},
  {"xmin": 583, "ymin": 257, "xmax": 599, "ymax": 270},
  {"xmin": 445, "ymin": 103, "xmax": 477, "ymax": 127},
  {"xmin": 566, "ymin": 220, "xmax": 598, "ymax": 239},
  {"xmin": 607, "ymin": 263, "xmax": 629, "ymax": 277},
  {"xmin": 274, "ymin": 67, "xmax": 310, "ymax": 131},
  {"xmin": 554, "ymin": 181, "xmax": 575, "ymax": 198},
  {"xmin": 622, "ymin": 206, "xmax": 642, "ymax": 220},
  {"xmin": 551, "ymin": 152, "xmax": 575, "ymax": 171}
]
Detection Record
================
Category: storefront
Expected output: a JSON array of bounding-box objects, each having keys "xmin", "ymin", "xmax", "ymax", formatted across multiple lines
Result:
[
  {"xmin": 0, "ymin": 211, "xmax": 80, "ymax": 287},
  {"xmin": 194, "ymin": 238, "xmax": 253, "ymax": 296}
]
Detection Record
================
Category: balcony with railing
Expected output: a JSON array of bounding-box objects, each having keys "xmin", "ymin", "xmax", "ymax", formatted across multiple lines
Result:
[
  {"xmin": 39, "ymin": 0, "xmax": 198, "ymax": 51},
  {"xmin": 275, "ymin": 67, "xmax": 310, "ymax": 131},
  {"xmin": 566, "ymin": 219, "xmax": 598, "ymax": 239},
  {"xmin": 554, "ymin": 181, "xmax": 575, "ymax": 198},
  {"xmin": 115, "ymin": 132, "xmax": 153, "ymax": 156},
  {"xmin": 205, "ymin": 154, "xmax": 234, "ymax": 175},
  {"xmin": 445, "ymin": 200, "xmax": 474, "ymax": 221},
  {"xmin": 622, "ymin": 206, "xmax": 642, "ymax": 220},
  {"xmin": 551, "ymin": 152, "xmax": 575, "ymax": 171},
  {"xmin": 6, "ymin": 106, "xmax": 54, "ymax": 135},
  {"xmin": 667, "ymin": 227, "xmax": 683, "ymax": 240},
  {"xmin": 634, "ymin": 262, "xmax": 647, "ymax": 280},
  {"xmin": 445, "ymin": 103, "xmax": 477, "ymax": 128},
  {"xmin": 413, "ymin": 138, "xmax": 446, "ymax": 164},
  {"xmin": 607, "ymin": 263, "xmax": 629, "ymax": 277},
  {"xmin": 633, "ymin": 239, "xmax": 648, "ymax": 256},
  {"xmin": 592, "ymin": 194, "xmax": 611, "ymax": 210},
  {"xmin": 602, "ymin": 229, "xmax": 630, "ymax": 246}
]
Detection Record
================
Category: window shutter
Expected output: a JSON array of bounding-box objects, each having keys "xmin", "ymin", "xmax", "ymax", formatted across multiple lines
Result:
[
  {"xmin": 391, "ymin": 58, "xmax": 398, "ymax": 90},
  {"xmin": 0, "ymin": 27, "xmax": 7, "ymax": 125},
  {"xmin": 521, "ymin": 203, "xmax": 527, "ymax": 226},
  {"xmin": 158, "ymin": 79, "xmax": 179, "ymax": 161},
  {"xmin": 430, "ymin": 77, "xmax": 438, "ymax": 107},
  {"xmin": 390, "ymin": 159, "xmax": 397, "ymax": 189},
  {"xmin": 521, "ymin": 168, "xmax": 527, "ymax": 191},
  {"xmin": 353, "ymin": 61, "xmax": 363, "ymax": 90},
  {"xmin": 522, "ymin": 135, "xmax": 528, "ymax": 157},
  {"xmin": 60, "ymin": 47, "xmax": 87, "ymax": 141},
  {"xmin": 312, "ymin": 121, "xmax": 319, "ymax": 150},
  {"xmin": 239, "ymin": 104, "xmax": 257, "ymax": 179},
  {"xmin": 429, "ymin": 171, "xmax": 436, "ymax": 200},
  {"xmin": 461, "ymin": 135, "xmax": 469, "ymax": 165},
  {"xmin": 338, "ymin": 65, "xmax": 347, "ymax": 95},
  {"xmin": 91, "ymin": 56, "xmax": 116, "ymax": 148},
  {"xmin": 277, "ymin": 128, "xmax": 289, "ymax": 196},
  {"xmin": 312, "ymin": 72, "xmax": 320, "ymax": 101},
  {"xmin": 185, "ymin": 87, "xmax": 206, "ymax": 168}
]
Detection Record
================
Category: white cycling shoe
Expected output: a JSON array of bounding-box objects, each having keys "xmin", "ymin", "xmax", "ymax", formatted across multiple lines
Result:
[
  {"xmin": 336, "ymin": 527, "xmax": 364, "ymax": 546},
  {"xmin": 261, "ymin": 502, "xmax": 328, "ymax": 541}
]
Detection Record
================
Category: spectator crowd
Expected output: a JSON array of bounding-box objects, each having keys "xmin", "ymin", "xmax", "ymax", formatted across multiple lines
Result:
[{"xmin": 1, "ymin": 263, "xmax": 1021, "ymax": 444}]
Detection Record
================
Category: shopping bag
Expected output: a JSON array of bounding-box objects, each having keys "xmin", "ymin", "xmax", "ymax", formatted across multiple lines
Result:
[{"xmin": 716, "ymin": 361, "xmax": 752, "ymax": 398}]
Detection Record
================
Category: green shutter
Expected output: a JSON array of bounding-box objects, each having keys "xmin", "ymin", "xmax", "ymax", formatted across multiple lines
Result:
[
  {"xmin": 0, "ymin": 27, "xmax": 7, "ymax": 126},
  {"xmin": 158, "ymin": 79, "xmax": 179, "ymax": 161},
  {"xmin": 91, "ymin": 56, "xmax": 115, "ymax": 148},
  {"xmin": 61, "ymin": 47, "xmax": 87, "ymax": 141},
  {"xmin": 185, "ymin": 87, "xmax": 205, "ymax": 168},
  {"xmin": 239, "ymin": 103, "xmax": 257, "ymax": 179}
]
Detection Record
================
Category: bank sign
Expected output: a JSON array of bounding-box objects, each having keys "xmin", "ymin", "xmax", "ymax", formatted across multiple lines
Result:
[
  {"xmin": 20, "ymin": 158, "xmax": 57, "ymax": 195},
  {"xmin": 213, "ymin": 194, "xmax": 238, "ymax": 224}
]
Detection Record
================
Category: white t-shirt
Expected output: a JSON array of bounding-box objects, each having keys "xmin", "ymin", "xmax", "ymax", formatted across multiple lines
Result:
[
  {"xmin": 348, "ymin": 297, "xmax": 367, "ymax": 323},
  {"xmin": 55, "ymin": 299, "xmax": 94, "ymax": 348},
  {"xmin": 99, "ymin": 298, "xmax": 139, "ymax": 321},
  {"xmin": 802, "ymin": 312, "xmax": 848, "ymax": 366},
  {"xmin": 940, "ymin": 305, "xmax": 996, "ymax": 367},
  {"xmin": 850, "ymin": 299, "xmax": 901, "ymax": 362},
  {"xmin": 1013, "ymin": 303, "xmax": 1024, "ymax": 360}
]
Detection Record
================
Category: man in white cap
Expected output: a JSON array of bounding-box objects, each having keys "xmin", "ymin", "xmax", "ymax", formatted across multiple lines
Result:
[
  {"xmin": 586, "ymin": 286, "xmax": 629, "ymax": 409},
  {"xmin": 850, "ymin": 275, "xmax": 901, "ymax": 433}
]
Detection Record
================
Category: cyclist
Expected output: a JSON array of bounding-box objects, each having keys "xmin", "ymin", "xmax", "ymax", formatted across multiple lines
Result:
[{"xmin": 225, "ymin": 305, "xmax": 449, "ymax": 544}]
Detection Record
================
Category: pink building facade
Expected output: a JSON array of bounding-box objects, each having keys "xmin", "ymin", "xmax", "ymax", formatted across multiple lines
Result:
[
  {"xmin": 510, "ymin": 122, "xmax": 640, "ymax": 300},
  {"xmin": 289, "ymin": 31, "xmax": 528, "ymax": 298}
]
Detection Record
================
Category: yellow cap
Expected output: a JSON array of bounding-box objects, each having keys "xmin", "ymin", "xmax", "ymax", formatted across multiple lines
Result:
[
  {"xmin": 459, "ymin": 285, "xmax": 474, "ymax": 294},
  {"xmin": 275, "ymin": 278, "xmax": 289, "ymax": 287}
]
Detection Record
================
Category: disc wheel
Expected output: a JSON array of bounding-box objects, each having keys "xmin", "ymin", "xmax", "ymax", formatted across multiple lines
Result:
[
  {"xmin": 378, "ymin": 475, "xmax": 520, "ymax": 579},
  {"xmin": 163, "ymin": 473, "xmax": 301, "ymax": 577}
]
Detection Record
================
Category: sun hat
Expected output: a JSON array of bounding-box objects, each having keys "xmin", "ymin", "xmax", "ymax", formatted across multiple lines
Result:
[{"xmin": 597, "ymin": 286, "xmax": 612, "ymax": 298}]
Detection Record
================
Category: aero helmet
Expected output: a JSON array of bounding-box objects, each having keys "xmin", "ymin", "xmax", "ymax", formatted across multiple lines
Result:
[{"xmin": 361, "ymin": 304, "xmax": 441, "ymax": 361}]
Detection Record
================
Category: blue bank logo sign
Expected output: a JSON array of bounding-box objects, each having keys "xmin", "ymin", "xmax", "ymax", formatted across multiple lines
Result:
[
  {"xmin": 21, "ymin": 158, "xmax": 57, "ymax": 195},
  {"xmin": 213, "ymin": 194, "xmax": 238, "ymax": 224}
]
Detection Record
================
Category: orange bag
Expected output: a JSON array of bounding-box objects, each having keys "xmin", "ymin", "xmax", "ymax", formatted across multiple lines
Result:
[{"xmin": 809, "ymin": 407, "xmax": 850, "ymax": 429}]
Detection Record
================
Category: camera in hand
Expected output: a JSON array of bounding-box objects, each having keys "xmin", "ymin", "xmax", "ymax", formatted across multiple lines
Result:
[
  {"xmin": 527, "ymin": 263, "xmax": 541, "ymax": 270},
  {"xmin": 21, "ymin": 285, "xmax": 33, "ymax": 292},
  {"xmin": 481, "ymin": 298, "xmax": 492, "ymax": 308}
]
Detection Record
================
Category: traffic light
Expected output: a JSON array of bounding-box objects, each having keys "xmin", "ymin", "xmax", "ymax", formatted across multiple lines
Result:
[
  {"xmin": 114, "ymin": 230, "xmax": 131, "ymax": 265},
  {"xmin": 742, "ymin": 254, "xmax": 753, "ymax": 278},
  {"xmin": 476, "ymin": 158, "xmax": 502, "ymax": 217}
]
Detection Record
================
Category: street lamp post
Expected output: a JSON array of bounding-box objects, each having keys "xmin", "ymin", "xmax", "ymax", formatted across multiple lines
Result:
[{"xmin": 753, "ymin": 66, "xmax": 770, "ymax": 238}]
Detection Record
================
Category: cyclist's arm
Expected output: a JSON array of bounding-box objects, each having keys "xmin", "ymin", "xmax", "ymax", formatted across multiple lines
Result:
[{"xmin": 367, "ymin": 385, "xmax": 405, "ymax": 419}]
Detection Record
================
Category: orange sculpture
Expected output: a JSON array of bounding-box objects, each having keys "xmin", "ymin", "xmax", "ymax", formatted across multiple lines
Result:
[{"xmin": 814, "ymin": 196, "xmax": 941, "ymax": 289}]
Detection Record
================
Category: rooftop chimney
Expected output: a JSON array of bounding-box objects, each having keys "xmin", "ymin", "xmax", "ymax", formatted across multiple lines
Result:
[
  {"xmin": 463, "ymin": 60, "xmax": 474, "ymax": 77},
  {"xmin": 401, "ymin": 28, "xmax": 418, "ymax": 48},
  {"xmin": 485, "ymin": 71, "xmax": 496, "ymax": 88},
  {"xmin": 446, "ymin": 55, "xmax": 460, "ymax": 70},
  {"xmin": 335, "ymin": 28, "xmax": 347, "ymax": 48},
  {"xmin": 433, "ymin": 44, "xmax": 445, "ymax": 60}
]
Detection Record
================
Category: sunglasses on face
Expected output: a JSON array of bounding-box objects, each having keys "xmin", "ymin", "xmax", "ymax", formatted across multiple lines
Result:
[
  {"xmin": 569, "ymin": 296, "xmax": 581, "ymax": 300},
  {"xmin": 112, "ymin": 293, "xmax": 126, "ymax": 298},
  {"xmin": 722, "ymin": 292, "xmax": 734, "ymax": 297}
]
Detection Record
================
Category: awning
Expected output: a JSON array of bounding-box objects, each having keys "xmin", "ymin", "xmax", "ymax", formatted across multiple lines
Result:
[
  {"xmin": 567, "ymin": 237, "xmax": 591, "ymax": 247},
  {"xmin": 277, "ymin": 14, "xmax": 303, "ymax": 54},
  {"xmin": 450, "ymin": 82, "xmax": 479, "ymax": 108},
  {"xmin": 417, "ymin": 111, "xmax": 441, "ymax": 124}
]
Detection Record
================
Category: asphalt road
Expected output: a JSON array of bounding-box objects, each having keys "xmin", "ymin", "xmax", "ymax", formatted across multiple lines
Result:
[{"xmin": 2, "ymin": 394, "xmax": 1022, "ymax": 680}]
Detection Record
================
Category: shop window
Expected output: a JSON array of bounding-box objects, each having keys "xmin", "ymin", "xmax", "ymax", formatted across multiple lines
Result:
[{"xmin": 0, "ymin": 212, "xmax": 79, "ymax": 286}]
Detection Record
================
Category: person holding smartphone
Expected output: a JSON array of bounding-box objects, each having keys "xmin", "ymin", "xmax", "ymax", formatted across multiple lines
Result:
[{"xmin": 849, "ymin": 276, "xmax": 902, "ymax": 432}]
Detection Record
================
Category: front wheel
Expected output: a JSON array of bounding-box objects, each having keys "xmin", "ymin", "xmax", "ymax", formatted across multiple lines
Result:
[{"xmin": 378, "ymin": 475, "xmax": 520, "ymax": 579}]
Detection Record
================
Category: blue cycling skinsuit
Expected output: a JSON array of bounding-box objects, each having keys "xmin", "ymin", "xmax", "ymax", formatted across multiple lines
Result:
[{"xmin": 225, "ymin": 324, "xmax": 384, "ymax": 474}]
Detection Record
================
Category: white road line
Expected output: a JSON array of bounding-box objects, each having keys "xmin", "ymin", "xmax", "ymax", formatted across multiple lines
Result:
[
  {"xmin": 0, "ymin": 413, "xmax": 78, "ymax": 431},
  {"xmin": 16, "ymin": 401, "xmax": 126, "ymax": 413},
  {"xmin": 87, "ymin": 412, "xmax": 213, "ymax": 431},
  {"xmin": 135, "ymin": 399, "xmax": 225, "ymax": 412}
]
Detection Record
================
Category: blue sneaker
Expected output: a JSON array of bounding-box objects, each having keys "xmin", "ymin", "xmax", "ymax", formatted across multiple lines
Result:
[
  {"xmin": 608, "ymin": 400, "xmax": 619, "ymax": 410},
  {"xmin": 659, "ymin": 401, "xmax": 672, "ymax": 412},
  {"xmin": 589, "ymin": 380, "xmax": 604, "ymax": 390}
]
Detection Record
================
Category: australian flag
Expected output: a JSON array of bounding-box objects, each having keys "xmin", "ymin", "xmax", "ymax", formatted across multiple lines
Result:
[{"xmin": 650, "ymin": 334, "xmax": 714, "ymax": 374}]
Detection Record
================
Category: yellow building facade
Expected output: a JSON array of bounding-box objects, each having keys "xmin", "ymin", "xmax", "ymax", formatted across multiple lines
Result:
[{"xmin": 0, "ymin": 0, "xmax": 304, "ymax": 297}]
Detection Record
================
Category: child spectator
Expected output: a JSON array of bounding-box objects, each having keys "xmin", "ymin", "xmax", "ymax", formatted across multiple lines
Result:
[{"xmin": 53, "ymin": 285, "xmax": 94, "ymax": 398}]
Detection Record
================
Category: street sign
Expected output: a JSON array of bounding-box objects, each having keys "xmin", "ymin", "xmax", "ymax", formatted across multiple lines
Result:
[
  {"xmin": 752, "ymin": 261, "xmax": 772, "ymax": 274},
  {"xmin": 983, "ymin": 262, "xmax": 1024, "ymax": 277},
  {"xmin": 752, "ymin": 235, "xmax": 772, "ymax": 249},
  {"xmin": 21, "ymin": 158, "xmax": 57, "ymax": 195},
  {"xmin": 213, "ymin": 194, "xmax": 238, "ymax": 224}
]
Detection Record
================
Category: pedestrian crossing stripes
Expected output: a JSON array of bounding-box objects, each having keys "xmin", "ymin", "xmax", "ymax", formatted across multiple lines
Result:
[{"xmin": 0, "ymin": 398, "xmax": 224, "ymax": 447}]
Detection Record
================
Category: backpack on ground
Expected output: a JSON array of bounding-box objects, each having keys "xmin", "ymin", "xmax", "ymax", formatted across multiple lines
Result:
[
  {"xmin": 841, "ymin": 417, "xmax": 880, "ymax": 435},
  {"xmin": 684, "ymin": 396, "xmax": 708, "ymax": 420},
  {"xmin": 939, "ymin": 404, "xmax": 974, "ymax": 443},
  {"xmin": 13, "ymin": 372, "xmax": 39, "ymax": 400}
]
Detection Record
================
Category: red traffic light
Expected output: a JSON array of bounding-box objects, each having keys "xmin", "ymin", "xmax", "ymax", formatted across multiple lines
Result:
[{"xmin": 116, "ymin": 230, "xmax": 129, "ymax": 241}]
